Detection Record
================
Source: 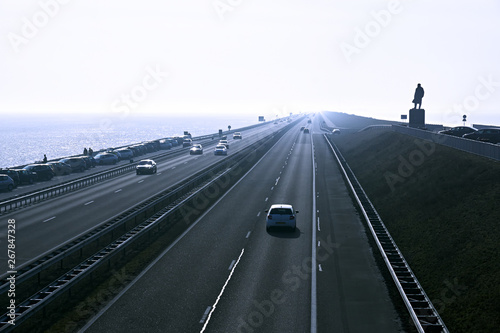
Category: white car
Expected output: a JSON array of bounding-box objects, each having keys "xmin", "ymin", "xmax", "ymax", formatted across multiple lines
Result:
[
  {"xmin": 190, "ymin": 144, "xmax": 203, "ymax": 155},
  {"xmin": 265, "ymin": 204, "xmax": 298, "ymax": 231},
  {"xmin": 214, "ymin": 144, "xmax": 227, "ymax": 156},
  {"xmin": 219, "ymin": 139, "xmax": 229, "ymax": 149},
  {"xmin": 136, "ymin": 159, "xmax": 157, "ymax": 175},
  {"xmin": 233, "ymin": 132, "xmax": 242, "ymax": 139}
]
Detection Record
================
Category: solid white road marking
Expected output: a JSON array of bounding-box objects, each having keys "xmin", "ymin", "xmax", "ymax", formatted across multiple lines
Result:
[
  {"xmin": 84, "ymin": 201, "xmax": 94, "ymax": 206},
  {"xmin": 43, "ymin": 216, "xmax": 56, "ymax": 223},
  {"xmin": 114, "ymin": 189, "xmax": 122, "ymax": 193},
  {"xmin": 201, "ymin": 248, "xmax": 245, "ymax": 332},
  {"xmin": 311, "ymin": 132, "xmax": 317, "ymax": 333}
]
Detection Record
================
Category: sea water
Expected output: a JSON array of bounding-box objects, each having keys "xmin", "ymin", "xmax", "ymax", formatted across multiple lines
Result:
[{"xmin": 0, "ymin": 113, "xmax": 259, "ymax": 168}]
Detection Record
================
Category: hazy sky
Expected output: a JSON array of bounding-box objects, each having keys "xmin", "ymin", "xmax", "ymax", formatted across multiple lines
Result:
[{"xmin": 1, "ymin": 1, "xmax": 499, "ymax": 126}]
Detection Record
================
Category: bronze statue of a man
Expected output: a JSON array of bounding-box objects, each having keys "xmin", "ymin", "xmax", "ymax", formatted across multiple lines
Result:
[{"xmin": 413, "ymin": 83, "xmax": 424, "ymax": 109}]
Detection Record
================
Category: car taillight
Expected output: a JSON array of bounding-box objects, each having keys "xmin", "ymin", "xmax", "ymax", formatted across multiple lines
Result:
[{"xmin": 290, "ymin": 216, "xmax": 295, "ymax": 220}]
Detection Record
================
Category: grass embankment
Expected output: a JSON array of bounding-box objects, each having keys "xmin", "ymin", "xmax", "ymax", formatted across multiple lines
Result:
[{"xmin": 332, "ymin": 129, "xmax": 499, "ymax": 333}]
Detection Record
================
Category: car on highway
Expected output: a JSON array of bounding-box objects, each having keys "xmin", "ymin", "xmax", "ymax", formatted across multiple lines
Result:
[
  {"xmin": 10, "ymin": 169, "xmax": 37, "ymax": 184},
  {"xmin": 300, "ymin": 126, "xmax": 305, "ymax": 131},
  {"xmin": 183, "ymin": 138, "xmax": 193, "ymax": 147},
  {"xmin": 0, "ymin": 175, "xmax": 15, "ymax": 192},
  {"xmin": 233, "ymin": 132, "xmax": 242, "ymax": 139},
  {"xmin": 46, "ymin": 161, "xmax": 72, "ymax": 176},
  {"xmin": 189, "ymin": 144, "xmax": 203, "ymax": 155},
  {"xmin": 462, "ymin": 128, "xmax": 500, "ymax": 144},
  {"xmin": 219, "ymin": 139, "xmax": 229, "ymax": 149},
  {"xmin": 94, "ymin": 153, "xmax": 119, "ymax": 165},
  {"xmin": 265, "ymin": 204, "xmax": 298, "ymax": 231},
  {"xmin": 0, "ymin": 169, "xmax": 20, "ymax": 187},
  {"xmin": 59, "ymin": 157, "xmax": 87, "ymax": 172},
  {"xmin": 136, "ymin": 159, "xmax": 157, "ymax": 175},
  {"xmin": 303, "ymin": 128, "xmax": 310, "ymax": 134},
  {"xmin": 24, "ymin": 164, "xmax": 55, "ymax": 181},
  {"xmin": 214, "ymin": 144, "xmax": 227, "ymax": 156},
  {"xmin": 438, "ymin": 126, "xmax": 477, "ymax": 137}
]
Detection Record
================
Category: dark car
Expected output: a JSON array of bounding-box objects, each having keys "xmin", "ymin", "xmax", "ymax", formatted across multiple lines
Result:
[
  {"xmin": 439, "ymin": 126, "xmax": 477, "ymax": 137},
  {"xmin": 46, "ymin": 162, "xmax": 72, "ymax": 176},
  {"xmin": 0, "ymin": 175, "xmax": 15, "ymax": 192},
  {"xmin": 24, "ymin": 164, "xmax": 55, "ymax": 181},
  {"xmin": 59, "ymin": 158, "xmax": 86, "ymax": 172},
  {"xmin": 11, "ymin": 169, "xmax": 37, "ymax": 184},
  {"xmin": 0, "ymin": 169, "xmax": 20, "ymax": 187},
  {"xmin": 94, "ymin": 153, "xmax": 119, "ymax": 165},
  {"xmin": 462, "ymin": 128, "xmax": 500, "ymax": 144},
  {"xmin": 303, "ymin": 128, "xmax": 310, "ymax": 134}
]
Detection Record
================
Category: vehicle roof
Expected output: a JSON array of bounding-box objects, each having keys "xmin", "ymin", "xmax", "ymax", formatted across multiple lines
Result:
[
  {"xmin": 269, "ymin": 204, "xmax": 293, "ymax": 209},
  {"xmin": 139, "ymin": 159, "xmax": 155, "ymax": 162}
]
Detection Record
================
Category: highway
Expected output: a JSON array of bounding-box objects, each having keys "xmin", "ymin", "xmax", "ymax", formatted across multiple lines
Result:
[
  {"xmin": 1, "ymin": 121, "xmax": 287, "ymax": 268},
  {"xmin": 76, "ymin": 116, "xmax": 402, "ymax": 332}
]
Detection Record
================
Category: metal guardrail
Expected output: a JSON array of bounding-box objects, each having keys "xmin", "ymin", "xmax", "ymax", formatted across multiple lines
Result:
[
  {"xmin": 324, "ymin": 134, "xmax": 448, "ymax": 333},
  {"xmin": 0, "ymin": 119, "xmax": 300, "ymax": 332}
]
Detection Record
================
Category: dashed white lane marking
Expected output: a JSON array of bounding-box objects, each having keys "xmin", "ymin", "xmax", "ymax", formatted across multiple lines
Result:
[
  {"xmin": 319, "ymin": 264, "xmax": 323, "ymax": 272},
  {"xmin": 84, "ymin": 201, "xmax": 94, "ymax": 206},
  {"xmin": 271, "ymin": 186, "xmax": 274, "ymax": 190},
  {"xmin": 43, "ymin": 216, "xmax": 56, "ymax": 223},
  {"xmin": 114, "ymin": 189, "xmax": 122, "ymax": 193},
  {"xmin": 257, "ymin": 211, "xmax": 261, "ymax": 217},
  {"xmin": 171, "ymin": 167, "xmax": 176, "ymax": 169},
  {"xmin": 265, "ymin": 197, "xmax": 268, "ymax": 202},
  {"xmin": 317, "ymin": 217, "xmax": 320, "ymax": 231},
  {"xmin": 200, "ymin": 248, "xmax": 245, "ymax": 332},
  {"xmin": 246, "ymin": 231, "xmax": 251, "ymax": 238},
  {"xmin": 199, "ymin": 306, "xmax": 211, "ymax": 324},
  {"xmin": 318, "ymin": 240, "xmax": 321, "ymax": 247},
  {"xmin": 138, "ymin": 180, "xmax": 144, "ymax": 183},
  {"xmin": 275, "ymin": 177, "xmax": 280, "ymax": 185},
  {"xmin": 228, "ymin": 260, "xmax": 236, "ymax": 270},
  {"xmin": 157, "ymin": 172, "xmax": 162, "ymax": 175}
]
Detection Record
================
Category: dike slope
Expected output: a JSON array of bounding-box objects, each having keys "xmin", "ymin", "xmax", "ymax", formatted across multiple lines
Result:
[{"xmin": 332, "ymin": 129, "xmax": 499, "ymax": 333}]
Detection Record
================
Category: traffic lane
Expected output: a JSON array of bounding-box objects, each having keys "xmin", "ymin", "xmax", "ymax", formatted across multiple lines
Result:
[
  {"xmin": 313, "ymin": 134, "xmax": 402, "ymax": 332},
  {"xmin": 204, "ymin": 131, "xmax": 313, "ymax": 332},
  {"xmin": 0, "ymin": 124, "xmax": 283, "ymax": 267},
  {"xmin": 0, "ymin": 121, "xmax": 278, "ymax": 201},
  {"xmin": 81, "ymin": 119, "xmax": 302, "ymax": 332}
]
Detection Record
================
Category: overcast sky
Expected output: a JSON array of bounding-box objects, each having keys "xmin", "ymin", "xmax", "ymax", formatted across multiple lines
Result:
[{"xmin": 1, "ymin": 0, "xmax": 499, "ymax": 126}]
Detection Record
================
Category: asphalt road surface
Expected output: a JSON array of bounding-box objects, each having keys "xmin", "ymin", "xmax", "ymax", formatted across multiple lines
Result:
[{"xmin": 80, "ymin": 116, "xmax": 402, "ymax": 332}]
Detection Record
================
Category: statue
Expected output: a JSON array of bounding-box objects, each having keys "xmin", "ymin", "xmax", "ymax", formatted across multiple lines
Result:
[{"xmin": 412, "ymin": 83, "xmax": 424, "ymax": 109}]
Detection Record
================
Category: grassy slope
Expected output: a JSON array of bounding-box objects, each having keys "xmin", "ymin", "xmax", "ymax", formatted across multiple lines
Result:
[{"xmin": 332, "ymin": 129, "xmax": 499, "ymax": 333}]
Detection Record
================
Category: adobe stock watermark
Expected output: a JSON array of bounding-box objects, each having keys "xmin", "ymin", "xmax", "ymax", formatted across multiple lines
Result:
[
  {"xmin": 212, "ymin": 0, "xmax": 243, "ymax": 21},
  {"xmin": 384, "ymin": 137, "xmax": 446, "ymax": 192},
  {"xmin": 340, "ymin": 0, "xmax": 403, "ymax": 64},
  {"xmin": 442, "ymin": 75, "xmax": 499, "ymax": 124},
  {"xmin": 7, "ymin": 0, "xmax": 72, "ymax": 53},
  {"xmin": 236, "ymin": 236, "xmax": 340, "ymax": 332}
]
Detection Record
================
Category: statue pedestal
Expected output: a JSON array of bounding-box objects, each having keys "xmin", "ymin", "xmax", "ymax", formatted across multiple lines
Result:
[{"xmin": 409, "ymin": 108, "xmax": 425, "ymax": 128}]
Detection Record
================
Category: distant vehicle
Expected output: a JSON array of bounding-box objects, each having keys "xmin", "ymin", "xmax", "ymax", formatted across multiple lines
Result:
[
  {"xmin": 220, "ymin": 135, "xmax": 227, "ymax": 140},
  {"xmin": 116, "ymin": 149, "xmax": 134, "ymax": 159},
  {"xmin": 10, "ymin": 169, "xmax": 37, "ymax": 184},
  {"xmin": 158, "ymin": 139, "xmax": 173, "ymax": 150},
  {"xmin": 303, "ymin": 128, "xmax": 310, "ymax": 134},
  {"xmin": 233, "ymin": 132, "xmax": 242, "ymax": 139},
  {"xmin": 0, "ymin": 169, "xmax": 20, "ymax": 187},
  {"xmin": 439, "ymin": 126, "xmax": 477, "ymax": 137},
  {"xmin": 265, "ymin": 204, "xmax": 298, "ymax": 231},
  {"xmin": 24, "ymin": 164, "xmax": 55, "ymax": 181},
  {"xmin": 190, "ymin": 144, "xmax": 203, "ymax": 155},
  {"xmin": 214, "ymin": 145, "xmax": 227, "ymax": 156},
  {"xmin": 136, "ymin": 159, "xmax": 157, "ymax": 175},
  {"xmin": 462, "ymin": 128, "xmax": 500, "ymax": 144},
  {"xmin": 300, "ymin": 126, "xmax": 305, "ymax": 131},
  {"xmin": 307, "ymin": 119, "xmax": 312, "ymax": 124},
  {"xmin": 332, "ymin": 129, "xmax": 341, "ymax": 135},
  {"xmin": 59, "ymin": 157, "xmax": 86, "ymax": 172},
  {"xmin": 94, "ymin": 153, "xmax": 119, "ymax": 165},
  {"xmin": 219, "ymin": 140, "xmax": 229, "ymax": 149},
  {"xmin": 0, "ymin": 175, "xmax": 15, "ymax": 192},
  {"xmin": 46, "ymin": 162, "xmax": 72, "ymax": 176},
  {"xmin": 183, "ymin": 138, "xmax": 193, "ymax": 147}
]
